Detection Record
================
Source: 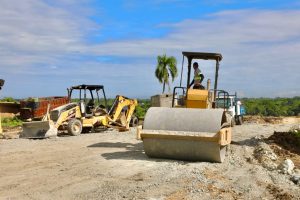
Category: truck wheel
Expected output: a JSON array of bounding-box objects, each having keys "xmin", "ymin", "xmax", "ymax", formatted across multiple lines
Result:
[
  {"xmin": 236, "ymin": 116, "xmax": 243, "ymax": 125},
  {"xmin": 67, "ymin": 119, "xmax": 82, "ymax": 136}
]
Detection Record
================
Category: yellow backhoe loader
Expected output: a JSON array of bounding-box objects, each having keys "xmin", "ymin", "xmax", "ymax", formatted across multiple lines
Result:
[
  {"xmin": 140, "ymin": 52, "xmax": 232, "ymax": 163},
  {"xmin": 20, "ymin": 84, "xmax": 138, "ymax": 138}
]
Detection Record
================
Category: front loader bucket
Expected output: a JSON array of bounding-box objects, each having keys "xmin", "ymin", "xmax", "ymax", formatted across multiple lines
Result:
[
  {"xmin": 20, "ymin": 121, "xmax": 57, "ymax": 139},
  {"xmin": 140, "ymin": 107, "xmax": 231, "ymax": 163}
]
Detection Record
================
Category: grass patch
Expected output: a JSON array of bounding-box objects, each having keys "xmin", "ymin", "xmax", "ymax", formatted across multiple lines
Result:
[{"xmin": 1, "ymin": 117, "xmax": 22, "ymax": 127}]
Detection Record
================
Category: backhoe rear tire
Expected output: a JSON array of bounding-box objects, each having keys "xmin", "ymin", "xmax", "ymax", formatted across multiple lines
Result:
[
  {"xmin": 67, "ymin": 119, "xmax": 82, "ymax": 136},
  {"xmin": 130, "ymin": 115, "xmax": 139, "ymax": 127}
]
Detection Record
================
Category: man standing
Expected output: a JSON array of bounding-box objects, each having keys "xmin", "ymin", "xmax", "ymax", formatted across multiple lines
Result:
[{"xmin": 189, "ymin": 62, "xmax": 204, "ymax": 89}]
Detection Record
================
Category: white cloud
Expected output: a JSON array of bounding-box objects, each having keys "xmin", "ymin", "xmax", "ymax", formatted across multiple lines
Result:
[
  {"xmin": 85, "ymin": 10, "xmax": 300, "ymax": 97},
  {"xmin": 0, "ymin": 1, "xmax": 299, "ymax": 98},
  {"xmin": 0, "ymin": 0, "xmax": 97, "ymax": 68},
  {"xmin": 89, "ymin": 10, "xmax": 300, "ymax": 57}
]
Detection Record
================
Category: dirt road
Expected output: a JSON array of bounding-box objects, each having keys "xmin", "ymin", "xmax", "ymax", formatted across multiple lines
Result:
[{"xmin": 0, "ymin": 123, "xmax": 299, "ymax": 200}]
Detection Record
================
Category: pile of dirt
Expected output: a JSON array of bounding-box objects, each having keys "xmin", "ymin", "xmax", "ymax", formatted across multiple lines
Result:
[
  {"xmin": 244, "ymin": 116, "xmax": 300, "ymax": 125},
  {"xmin": 267, "ymin": 131, "xmax": 300, "ymax": 168},
  {"xmin": 0, "ymin": 126, "xmax": 21, "ymax": 139},
  {"xmin": 266, "ymin": 184, "xmax": 294, "ymax": 200},
  {"xmin": 0, "ymin": 113, "xmax": 16, "ymax": 118},
  {"xmin": 244, "ymin": 116, "xmax": 283, "ymax": 124}
]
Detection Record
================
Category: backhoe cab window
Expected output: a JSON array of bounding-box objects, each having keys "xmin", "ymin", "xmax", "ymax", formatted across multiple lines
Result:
[
  {"xmin": 98, "ymin": 98, "xmax": 106, "ymax": 108},
  {"xmin": 70, "ymin": 89, "xmax": 81, "ymax": 103},
  {"xmin": 70, "ymin": 89, "xmax": 96, "ymax": 105}
]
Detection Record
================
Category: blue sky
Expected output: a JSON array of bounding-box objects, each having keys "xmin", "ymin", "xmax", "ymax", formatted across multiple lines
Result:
[{"xmin": 0, "ymin": 0, "xmax": 300, "ymax": 99}]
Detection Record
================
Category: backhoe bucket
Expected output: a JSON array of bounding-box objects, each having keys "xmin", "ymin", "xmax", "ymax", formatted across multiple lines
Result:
[
  {"xmin": 20, "ymin": 120, "xmax": 57, "ymax": 138},
  {"xmin": 140, "ymin": 107, "xmax": 231, "ymax": 162}
]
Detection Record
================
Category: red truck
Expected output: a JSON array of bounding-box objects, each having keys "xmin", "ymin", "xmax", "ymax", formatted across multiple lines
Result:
[{"xmin": 20, "ymin": 96, "xmax": 70, "ymax": 120}]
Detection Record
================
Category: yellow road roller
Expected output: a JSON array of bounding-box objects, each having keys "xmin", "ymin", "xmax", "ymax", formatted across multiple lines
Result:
[{"xmin": 141, "ymin": 52, "xmax": 232, "ymax": 162}]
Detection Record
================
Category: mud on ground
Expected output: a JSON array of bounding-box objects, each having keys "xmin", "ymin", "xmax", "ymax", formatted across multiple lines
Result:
[
  {"xmin": 268, "ymin": 131, "xmax": 300, "ymax": 168},
  {"xmin": 0, "ymin": 122, "xmax": 300, "ymax": 200},
  {"xmin": 243, "ymin": 115, "xmax": 300, "ymax": 124}
]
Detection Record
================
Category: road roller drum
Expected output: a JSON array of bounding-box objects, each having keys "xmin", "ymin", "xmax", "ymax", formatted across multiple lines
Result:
[{"xmin": 140, "ymin": 107, "xmax": 231, "ymax": 162}]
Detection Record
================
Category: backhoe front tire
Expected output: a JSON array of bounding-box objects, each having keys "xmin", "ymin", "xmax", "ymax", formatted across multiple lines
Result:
[{"xmin": 67, "ymin": 119, "xmax": 82, "ymax": 136}]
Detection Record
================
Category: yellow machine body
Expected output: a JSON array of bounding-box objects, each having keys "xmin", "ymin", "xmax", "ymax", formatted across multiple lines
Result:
[
  {"xmin": 141, "ymin": 51, "xmax": 232, "ymax": 163},
  {"xmin": 82, "ymin": 116, "xmax": 109, "ymax": 128},
  {"xmin": 109, "ymin": 95, "xmax": 138, "ymax": 129},
  {"xmin": 21, "ymin": 92, "xmax": 138, "ymax": 138},
  {"xmin": 186, "ymin": 89, "xmax": 210, "ymax": 109}
]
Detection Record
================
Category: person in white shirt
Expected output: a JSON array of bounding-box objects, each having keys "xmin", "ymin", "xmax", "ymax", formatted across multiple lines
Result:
[{"xmin": 189, "ymin": 62, "xmax": 204, "ymax": 89}]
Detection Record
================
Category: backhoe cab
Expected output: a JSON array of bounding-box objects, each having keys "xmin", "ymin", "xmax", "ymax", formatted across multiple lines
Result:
[{"xmin": 67, "ymin": 85, "xmax": 108, "ymax": 118}]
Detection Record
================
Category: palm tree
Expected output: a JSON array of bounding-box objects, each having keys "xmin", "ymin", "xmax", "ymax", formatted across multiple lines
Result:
[{"xmin": 155, "ymin": 54, "xmax": 178, "ymax": 93}]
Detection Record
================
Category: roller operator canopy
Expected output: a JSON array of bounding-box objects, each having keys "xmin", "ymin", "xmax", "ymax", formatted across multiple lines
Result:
[
  {"xmin": 70, "ymin": 84, "xmax": 104, "ymax": 91},
  {"xmin": 182, "ymin": 52, "xmax": 222, "ymax": 61}
]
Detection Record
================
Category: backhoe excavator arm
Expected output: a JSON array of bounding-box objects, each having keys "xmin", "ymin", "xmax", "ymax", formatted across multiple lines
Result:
[{"xmin": 108, "ymin": 95, "xmax": 138, "ymax": 129}]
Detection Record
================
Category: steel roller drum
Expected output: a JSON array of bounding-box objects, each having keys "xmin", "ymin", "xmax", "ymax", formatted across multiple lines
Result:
[{"xmin": 141, "ymin": 107, "xmax": 229, "ymax": 162}]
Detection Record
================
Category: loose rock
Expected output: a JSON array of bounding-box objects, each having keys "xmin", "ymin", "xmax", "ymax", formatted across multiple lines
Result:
[
  {"xmin": 278, "ymin": 159, "xmax": 295, "ymax": 175},
  {"xmin": 290, "ymin": 175, "xmax": 300, "ymax": 185},
  {"xmin": 254, "ymin": 142, "xmax": 278, "ymax": 170}
]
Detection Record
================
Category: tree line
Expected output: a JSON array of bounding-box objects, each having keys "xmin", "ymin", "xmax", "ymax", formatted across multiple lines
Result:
[
  {"xmin": 135, "ymin": 97, "xmax": 300, "ymax": 118},
  {"xmin": 242, "ymin": 97, "xmax": 300, "ymax": 117},
  {"xmin": 1, "ymin": 97, "xmax": 299, "ymax": 118}
]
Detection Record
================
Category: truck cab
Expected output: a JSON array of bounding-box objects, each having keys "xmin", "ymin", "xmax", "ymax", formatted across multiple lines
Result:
[{"xmin": 216, "ymin": 93, "xmax": 246, "ymax": 126}]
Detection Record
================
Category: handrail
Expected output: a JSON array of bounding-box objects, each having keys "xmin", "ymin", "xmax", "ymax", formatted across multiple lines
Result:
[
  {"xmin": 172, "ymin": 86, "xmax": 186, "ymax": 107},
  {"xmin": 210, "ymin": 89, "xmax": 230, "ymax": 110}
]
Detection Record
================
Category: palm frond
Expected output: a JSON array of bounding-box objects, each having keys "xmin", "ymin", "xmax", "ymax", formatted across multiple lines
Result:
[
  {"xmin": 167, "ymin": 56, "xmax": 178, "ymax": 81},
  {"xmin": 155, "ymin": 54, "xmax": 178, "ymax": 93}
]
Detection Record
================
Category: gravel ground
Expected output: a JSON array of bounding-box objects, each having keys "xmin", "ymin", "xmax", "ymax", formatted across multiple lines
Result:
[{"xmin": 0, "ymin": 122, "xmax": 299, "ymax": 200}]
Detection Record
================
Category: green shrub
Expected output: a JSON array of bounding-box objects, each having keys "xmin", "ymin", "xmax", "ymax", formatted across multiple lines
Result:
[
  {"xmin": 0, "ymin": 97, "xmax": 17, "ymax": 103},
  {"xmin": 288, "ymin": 125, "xmax": 300, "ymax": 139},
  {"xmin": 135, "ymin": 99, "xmax": 151, "ymax": 119},
  {"xmin": 1, "ymin": 117, "xmax": 22, "ymax": 127},
  {"xmin": 243, "ymin": 96, "xmax": 300, "ymax": 116}
]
